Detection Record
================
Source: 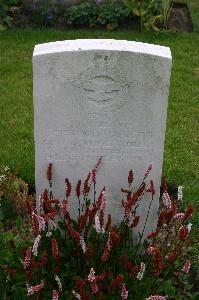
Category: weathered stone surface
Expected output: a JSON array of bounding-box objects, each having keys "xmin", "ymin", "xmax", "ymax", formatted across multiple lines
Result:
[{"xmin": 33, "ymin": 39, "xmax": 172, "ymax": 238}]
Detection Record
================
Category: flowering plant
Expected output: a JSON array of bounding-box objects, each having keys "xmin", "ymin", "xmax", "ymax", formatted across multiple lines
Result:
[
  {"xmin": 0, "ymin": 0, "xmax": 18, "ymax": 30},
  {"xmin": 23, "ymin": 0, "xmax": 63, "ymax": 27},
  {"xmin": 22, "ymin": 159, "xmax": 195, "ymax": 299},
  {"xmin": 0, "ymin": 166, "xmax": 34, "ymax": 221}
]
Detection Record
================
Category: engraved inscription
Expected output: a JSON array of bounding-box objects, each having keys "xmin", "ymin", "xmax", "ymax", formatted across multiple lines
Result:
[
  {"xmin": 73, "ymin": 64, "xmax": 129, "ymax": 113},
  {"xmin": 47, "ymin": 149, "xmax": 154, "ymax": 163},
  {"xmin": 45, "ymin": 127, "xmax": 153, "ymax": 163},
  {"xmin": 84, "ymin": 76, "xmax": 120, "ymax": 103}
]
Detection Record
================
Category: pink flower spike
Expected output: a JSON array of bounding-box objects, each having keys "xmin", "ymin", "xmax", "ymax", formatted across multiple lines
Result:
[
  {"xmin": 91, "ymin": 169, "xmax": 97, "ymax": 185},
  {"xmin": 27, "ymin": 281, "xmax": 44, "ymax": 296},
  {"xmin": 80, "ymin": 236, "xmax": 87, "ymax": 253},
  {"xmin": 94, "ymin": 214, "xmax": 101, "ymax": 233},
  {"xmin": 125, "ymin": 207, "xmax": 132, "ymax": 222},
  {"xmin": 121, "ymin": 283, "xmax": 128, "ymax": 300},
  {"xmin": 32, "ymin": 234, "xmax": 41, "ymax": 256},
  {"xmin": 52, "ymin": 290, "xmax": 59, "ymax": 300},
  {"xmin": 187, "ymin": 223, "xmax": 192, "ymax": 232},
  {"xmin": 72, "ymin": 290, "xmax": 81, "ymax": 299},
  {"xmin": 88, "ymin": 268, "xmax": 96, "ymax": 283},
  {"xmin": 146, "ymin": 246, "xmax": 157, "ymax": 254},
  {"xmin": 91, "ymin": 156, "xmax": 102, "ymax": 184},
  {"xmin": 37, "ymin": 215, "xmax": 46, "ymax": 232},
  {"xmin": 128, "ymin": 169, "xmax": 134, "ymax": 186},
  {"xmin": 174, "ymin": 213, "xmax": 185, "ymax": 220},
  {"xmin": 107, "ymin": 232, "xmax": 112, "ymax": 251},
  {"xmin": 94, "ymin": 214, "xmax": 105, "ymax": 234},
  {"xmin": 150, "ymin": 179, "xmax": 155, "ymax": 195},
  {"xmin": 178, "ymin": 186, "xmax": 183, "ymax": 202},
  {"xmin": 182, "ymin": 260, "xmax": 191, "ymax": 273},
  {"xmin": 95, "ymin": 156, "xmax": 102, "ymax": 170},
  {"xmin": 55, "ymin": 275, "xmax": 62, "ymax": 292},
  {"xmin": 162, "ymin": 192, "xmax": 171, "ymax": 209},
  {"xmin": 143, "ymin": 164, "xmax": 152, "ymax": 181},
  {"xmin": 137, "ymin": 262, "xmax": 145, "ymax": 280},
  {"xmin": 62, "ymin": 200, "xmax": 68, "ymax": 216},
  {"xmin": 88, "ymin": 268, "xmax": 99, "ymax": 294},
  {"xmin": 100, "ymin": 190, "xmax": 106, "ymax": 211},
  {"xmin": 32, "ymin": 212, "xmax": 45, "ymax": 233},
  {"xmin": 23, "ymin": 247, "xmax": 32, "ymax": 269}
]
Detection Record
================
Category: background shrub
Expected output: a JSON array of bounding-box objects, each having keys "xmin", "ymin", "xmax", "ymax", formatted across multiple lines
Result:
[
  {"xmin": 97, "ymin": 1, "xmax": 130, "ymax": 28},
  {"xmin": 66, "ymin": 1, "xmax": 98, "ymax": 26},
  {"xmin": 21, "ymin": 0, "xmax": 65, "ymax": 27},
  {"xmin": 66, "ymin": 0, "xmax": 130, "ymax": 29},
  {"xmin": 0, "ymin": 167, "xmax": 33, "ymax": 299},
  {"xmin": 0, "ymin": 0, "xmax": 17, "ymax": 30}
]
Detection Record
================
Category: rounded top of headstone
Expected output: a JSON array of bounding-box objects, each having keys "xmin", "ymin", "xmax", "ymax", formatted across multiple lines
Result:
[{"xmin": 33, "ymin": 39, "xmax": 172, "ymax": 60}]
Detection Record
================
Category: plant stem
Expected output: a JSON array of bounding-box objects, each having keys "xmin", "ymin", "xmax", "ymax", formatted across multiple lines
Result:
[{"xmin": 137, "ymin": 193, "xmax": 154, "ymax": 253}]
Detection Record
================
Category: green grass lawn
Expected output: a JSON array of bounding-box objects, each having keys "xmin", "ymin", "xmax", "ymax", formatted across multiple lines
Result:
[
  {"xmin": 0, "ymin": 3, "xmax": 198, "ymax": 232},
  {"xmin": 186, "ymin": 0, "xmax": 199, "ymax": 32}
]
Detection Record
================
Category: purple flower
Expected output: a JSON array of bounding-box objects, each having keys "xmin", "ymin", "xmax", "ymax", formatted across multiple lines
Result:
[{"xmin": 47, "ymin": 15, "xmax": 54, "ymax": 21}]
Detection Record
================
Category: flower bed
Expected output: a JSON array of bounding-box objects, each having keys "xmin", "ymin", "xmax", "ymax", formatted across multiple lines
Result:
[
  {"xmin": 1, "ymin": 0, "xmax": 194, "ymax": 31},
  {"xmin": 0, "ymin": 161, "xmax": 198, "ymax": 299}
]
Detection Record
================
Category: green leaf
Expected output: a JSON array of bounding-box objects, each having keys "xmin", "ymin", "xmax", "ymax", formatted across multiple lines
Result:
[
  {"xmin": 5, "ymin": 231, "xmax": 14, "ymax": 241},
  {"xmin": 16, "ymin": 216, "xmax": 22, "ymax": 230},
  {"xmin": 133, "ymin": 8, "xmax": 140, "ymax": 16},
  {"xmin": 0, "ymin": 221, "xmax": 3, "ymax": 229},
  {"xmin": 12, "ymin": 286, "xmax": 28, "ymax": 300},
  {"xmin": 0, "ymin": 209, "xmax": 3, "ymax": 221},
  {"xmin": 58, "ymin": 221, "xmax": 66, "ymax": 230},
  {"xmin": 86, "ymin": 199, "xmax": 91, "ymax": 207},
  {"xmin": 164, "ymin": 280, "xmax": 176, "ymax": 297},
  {"xmin": 0, "ymin": 24, "xmax": 6, "ymax": 31},
  {"xmin": 13, "ymin": 181, "xmax": 20, "ymax": 190}
]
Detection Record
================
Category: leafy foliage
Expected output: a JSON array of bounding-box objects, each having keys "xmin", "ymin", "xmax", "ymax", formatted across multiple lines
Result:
[
  {"xmin": 122, "ymin": 0, "xmax": 164, "ymax": 30},
  {"xmin": 0, "ymin": 167, "xmax": 34, "ymax": 299},
  {"xmin": 22, "ymin": 0, "xmax": 63, "ymax": 27},
  {"xmin": 0, "ymin": 166, "xmax": 34, "ymax": 219},
  {"xmin": 0, "ymin": 213, "xmax": 32, "ymax": 299},
  {"xmin": 0, "ymin": 162, "xmax": 198, "ymax": 299},
  {"xmin": 18, "ymin": 161, "xmax": 197, "ymax": 299},
  {"xmin": 66, "ymin": 0, "xmax": 130, "ymax": 29},
  {"xmin": 97, "ymin": 1, "xmax": 130, "ymax": 28},
  {"xmin": 147, "ymin": 0, "xmax": 174, "ymax": 31},
  {"xmin": 66, "ymin": 1, "xmax": 98, "ymax": 26},
  {"xmin": 0, "ymin": 0, "xmax": 17, "ymax": 30},
  {"xmin": 4, "ymin": 0, "xmax": 190, "ymax": 31},
  {"xmin": 65, "ymin": 0, "xmax": 177, "ymax": 31}
]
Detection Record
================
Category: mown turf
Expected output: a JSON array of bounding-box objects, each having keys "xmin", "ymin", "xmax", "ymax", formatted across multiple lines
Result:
[
  {"xmin": 0, "ymin": 3, "xmax": 199, "ymax": 237},
  {"xmin": 1, "ymin": 29, "xmax": 198, "ymax": 197},
  {"xmin": 186, "ymin": 0, "xmax": 199, "ymax": 32}
]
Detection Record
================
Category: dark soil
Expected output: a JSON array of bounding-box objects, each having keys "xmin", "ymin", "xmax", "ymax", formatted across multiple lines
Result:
[{"xmin": 167, "ymin": 2, "xmax": 193, "ymax": 32}]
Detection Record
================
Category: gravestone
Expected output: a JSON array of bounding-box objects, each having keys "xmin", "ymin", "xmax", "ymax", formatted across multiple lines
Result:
[{"xmin": 33, "ymin": 39, "xmax": 172, "ymax": 237}]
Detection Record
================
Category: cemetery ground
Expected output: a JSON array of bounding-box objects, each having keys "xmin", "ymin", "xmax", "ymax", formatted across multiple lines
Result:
[
  {"xmin": 0, "ymin": 1, "xmax": 199, "ymax": 298},
  {"xmin": 1, "ymin": 32, "xmax": 199, "ymax": 213}
]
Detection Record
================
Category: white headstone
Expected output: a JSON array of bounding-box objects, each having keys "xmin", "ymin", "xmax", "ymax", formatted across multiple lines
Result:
[{"xmin": 33, "ymin": 39, "xmax": 172, "ymax": 237}]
